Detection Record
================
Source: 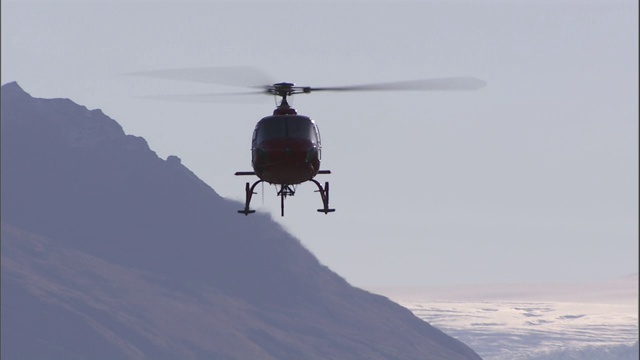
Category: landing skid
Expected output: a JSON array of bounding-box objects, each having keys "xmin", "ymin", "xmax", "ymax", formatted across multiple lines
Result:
[{"xmin": 235, "ymin": 172, "xmax": 335, "ymax": 216}]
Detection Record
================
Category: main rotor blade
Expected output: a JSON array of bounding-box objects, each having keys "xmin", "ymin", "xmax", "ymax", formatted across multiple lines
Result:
[
  {"xmin": 124, "ymin": 66, "xmax": 274, "ymax": 89},
  {"xmin": 134, "ymin": 91, "xmax": 268, "ymax": 103},
  {"xmin": 309, "ymin": 77, "xmax": 486, "ymax": 92}
]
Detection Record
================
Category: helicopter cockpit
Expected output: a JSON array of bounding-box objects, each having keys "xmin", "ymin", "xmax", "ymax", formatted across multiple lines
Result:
[{"xmin": 253, "ymin": 115, "xmax": 321, "ymax": 146}]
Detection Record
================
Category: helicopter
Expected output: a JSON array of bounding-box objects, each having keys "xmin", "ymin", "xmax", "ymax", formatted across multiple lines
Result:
[{"xmin": 128, "ymin": 68, "xmax": 486, "ymax": 216}]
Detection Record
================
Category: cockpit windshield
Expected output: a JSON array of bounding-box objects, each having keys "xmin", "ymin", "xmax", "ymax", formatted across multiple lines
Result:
[{"xmin": 254, "ymin": 116, "xmax": 318, "ymax": 144}]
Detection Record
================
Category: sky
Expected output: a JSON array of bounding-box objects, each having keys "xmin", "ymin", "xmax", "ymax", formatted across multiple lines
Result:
[{"xmin": 2, "ymin": 0, "xmax": 638, "ymax": 287}]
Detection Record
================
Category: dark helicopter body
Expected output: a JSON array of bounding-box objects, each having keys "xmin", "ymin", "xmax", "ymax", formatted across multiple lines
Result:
[
  {"xmin": 252, "ymin": 112, "xmax": 322, "ymax": 185},
  {"xmin": 236, "ymin": 96, "xmax": 334, "ymax": 216}
]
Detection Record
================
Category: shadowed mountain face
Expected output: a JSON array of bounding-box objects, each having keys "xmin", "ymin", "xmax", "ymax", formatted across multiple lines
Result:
[{"xmin": 1, "ymin": 82, "xmax": 482, "ymax": 360}]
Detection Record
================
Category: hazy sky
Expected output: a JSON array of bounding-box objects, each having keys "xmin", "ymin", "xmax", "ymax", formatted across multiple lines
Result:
[{"xmin": 2, "ymin": 0, "xmax": 638, "ymax": 287}]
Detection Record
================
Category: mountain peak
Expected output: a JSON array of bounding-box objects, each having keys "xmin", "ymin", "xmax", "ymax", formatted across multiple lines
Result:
[
  {"xmin": 2, "ymin": 80, "xmax": 23, "ymax": 91},
  {"xmin": 2, "ymin": 82, "xmax": 130, "ymax": 150}
]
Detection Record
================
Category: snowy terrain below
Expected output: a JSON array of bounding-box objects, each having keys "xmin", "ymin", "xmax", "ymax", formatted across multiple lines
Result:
[{"xmin": 369, "ymin": 275, "xmax": 638, "ymax": 360}]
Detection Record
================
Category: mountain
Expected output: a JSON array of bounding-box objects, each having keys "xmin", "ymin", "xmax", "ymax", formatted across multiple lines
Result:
[{"xmin": 1, "ymin": 82, "xmax": 482, "ymax": 360}]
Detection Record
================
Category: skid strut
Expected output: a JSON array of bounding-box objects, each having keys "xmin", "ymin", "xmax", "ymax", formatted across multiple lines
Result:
[
  {"xmin": 237, "ymin": 179, "xmax": 264, "ymax": 215},
  {"xmin": 235, "ymin": 177, "xmax": 335, "ymax": 216},
  {"xmin": 311, "ymin": 179, "xmax": 335, "ymax": 214}
]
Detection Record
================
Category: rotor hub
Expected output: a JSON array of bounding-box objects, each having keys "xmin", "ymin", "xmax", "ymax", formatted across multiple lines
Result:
[{"xmin": 267, "ymin": 82, "xmax": 311, "ymax": 98}]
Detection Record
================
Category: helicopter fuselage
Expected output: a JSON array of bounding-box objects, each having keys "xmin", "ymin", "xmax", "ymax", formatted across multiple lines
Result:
[{"xmin": 251, "ymin": 113, "xmax": 321, "ymax": 185}]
